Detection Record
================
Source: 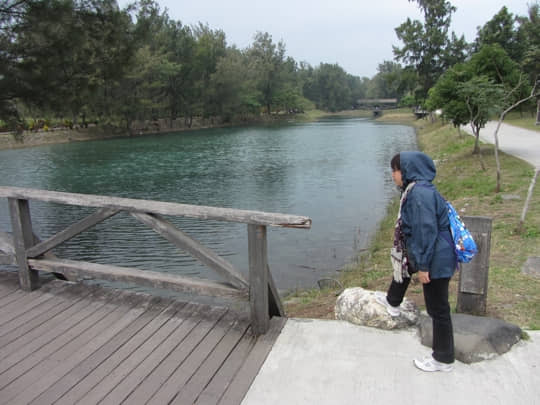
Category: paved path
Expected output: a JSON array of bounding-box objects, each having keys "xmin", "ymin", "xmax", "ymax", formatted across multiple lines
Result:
[
  {"xmin": 462, "ymin": 121, "xmax": 540, "ymax": 169},
  {"xmin": 242, "ymin": 319, "xmax": 540, "ymax": 405}
]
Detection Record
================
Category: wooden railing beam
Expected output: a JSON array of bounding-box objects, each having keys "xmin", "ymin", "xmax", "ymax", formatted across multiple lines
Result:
[
  {"xmin": 26, "ymin": 207, "xmax": 119, "ymax": 258},
  {"xmin": 0, "ymin": 186, "xmax": 312, "ymax": 229},
  {"xmin": 131, "ymin": 212, "xmax": 249, "ymax": 290},
  {"xmin": 28, "ymin": 258, "xmax": 248, "ymax": 300}
]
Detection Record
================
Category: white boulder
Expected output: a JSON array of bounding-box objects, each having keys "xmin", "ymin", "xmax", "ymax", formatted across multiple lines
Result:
[{"xmin": 335, "ymin": 287, "xmax": 419, "ymax": 330}]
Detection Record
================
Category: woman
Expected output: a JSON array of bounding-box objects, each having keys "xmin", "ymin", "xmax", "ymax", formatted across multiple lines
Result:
[{"xmin": 376, "ymin": 151, "xmax": 457, "ymax": 372}]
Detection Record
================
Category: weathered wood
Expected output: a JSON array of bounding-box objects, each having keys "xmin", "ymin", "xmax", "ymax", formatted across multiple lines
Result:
[
  {"xmin": 26, "ymin": 207, "xmax": 119, "ymax": 258},
  {"xmin": 194, "ymin": 328, "xmax": 256, "ymax": 405},
  {"xmin": 248, "ymin": 224, "xmax": 269, "ymax": 335},
  {"xmin": 8, "ymin": 198, "xmax": 40, "ymax": 290},
  {"xmin": 0, "ymin": 231, "xmax": 15, "ymax": 254},
  {"xmin": 28, "ymin": 258, "xmax": 248, "ymax": 300},
  {"xmin": 131, "ymin": 212, "xmax": 248, "ymax": 289},
  {"xmin": 144, "ymin": 310, "xmax": 235, "ymax": 405},
  {"xmin": 0, "ymin": 186, "xmax": 312, "ymax": 228},
  {"xmin": 218, "ymin": 317, "xmax": 287, "ymax": 405},
  {"xmin": 29, "ymin": 299, "xmax": 168, "ymax": 405},
  {"xmin": 0, "ymin": 274, "xmax": 282, "ymax": 405},
  {"xmin": 457, "ymin": 216, "xmax": 492, "ymax": 315},
  {"xmin": 5, "ymin": 300, "xmax": 145, "ymax": 405},
  {"xmin": 171, "ymin": 319, "xmax": 250, "ymax": 405},
  {"xmin": 0, "ymin": 254, "xmax": 15, "ymax": 265},
  {"xmin": 57, "ymin": 301, "xmax": 191, "ymax": 405},
  {"xmin": 98, "ymin": 306, "xmax": 227, "ymax": 404}
]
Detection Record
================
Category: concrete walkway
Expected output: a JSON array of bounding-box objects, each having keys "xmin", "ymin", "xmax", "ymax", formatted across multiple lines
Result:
[
  {"xmin": 242, "ymin": 319, "xmax": 540, "ymax": 405},
  {"xmin": 462, "ymin": 121, "xmax": 540, "ymax": 169}
]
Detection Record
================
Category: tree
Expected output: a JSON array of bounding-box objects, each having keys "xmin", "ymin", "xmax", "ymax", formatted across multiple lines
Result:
[
  {"xmin": 209, "ymin": 47, "xmax": 261, "ymax": 121},
  {"xmin": 458, "ymin": 75, "xmax": 504, "ymax": 154},
  {"xmin": 473, "ymin": 6, "xmax": 522, "ymax": 62},
  {"xmin": 192, "ymin": 23, "xmax": 227, "ymax": 117},
  {"xmin": 426, "ymin": 63, "xmax": 471, "ymax": 130},
  {"xmin": 393, "ymin": 0, "xmax": 467, "ymax": 103},
  {"xmin": 517, "ymin": 3, "xmax": 540, "ymax": 121},
  {"xmin": 491, "ymin": 77, "xmax": 539, "ymax": 192},
  {"xmin": 247, "ymin": 32, "xmax": 287, "ymax": 114},
  {"xmin": 7, "ymin": 0, "xmax": 135, "ymax": 126},
  {"xmin": 311, "ymin": 63, "xmax": 352, "ymax": 112}
]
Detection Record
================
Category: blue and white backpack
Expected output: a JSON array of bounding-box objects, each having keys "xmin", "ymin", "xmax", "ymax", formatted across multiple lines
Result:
[{"xmin": 446, "ymin": 201, "xmax": 477, "ymax": 263}]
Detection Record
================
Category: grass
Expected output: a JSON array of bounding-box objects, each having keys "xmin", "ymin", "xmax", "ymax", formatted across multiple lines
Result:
[
  {"xmin": 503, "ymin": 110, "xmax": 540, "ymax": 132},
  {"xmin": 284, "ymin": 111, "xmax": 540, "ymax": 330}
]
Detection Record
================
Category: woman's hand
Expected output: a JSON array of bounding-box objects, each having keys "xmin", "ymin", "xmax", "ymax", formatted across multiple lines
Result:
[{"xmin": 418, "ymin": 271, "xmax": 430, "ymax": 284}]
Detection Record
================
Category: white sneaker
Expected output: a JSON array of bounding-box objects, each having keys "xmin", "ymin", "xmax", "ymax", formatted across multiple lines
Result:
[
  {"xmin": 374, "ymin": 292, "xmax": 400, "ymax": 317},
  {"xmin": 413, "ymin": 356, "xmax": 453, "ymax": 372}
]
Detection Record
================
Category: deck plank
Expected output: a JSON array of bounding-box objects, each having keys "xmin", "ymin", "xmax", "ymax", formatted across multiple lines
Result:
[
  {"xmin": 10, "ymin": 296, "xmax": 150, "ymax": 404},
  {"xmin": 0, "ymin": 286, "xmax": 63, "ymax": 326},
  {"xmin": 194, "ymin": 327, "xmax": 256, "ymax": 405},
  {"xmin": 28, "ymin": 297, "xmax": 172, "ymax": 405},
  {"xmin": 0, "ymin": 288, "xmax": 92, "ymax": 345},
  {"xmin": 136, "ymin": 310, "xmax": 237, "ymax": 404},
  {"xmin": 0, "ymin": 294, "xmax": 133, "ymax": 403},
  {"xmin": 218, "ymin": 317, "xmax": 287, "ymax": 405},
  {"xmin": 172, "ymin": 317, "xmax": 251, "ymax": 405},
  {"xmin": 0, "ymin": 286, "xmax": 113, "ymax": 367},
  {"xmin": 55, "ymin": 301, "xmax": 188, "ymax": 405},
  {"xmin": 98, "ymin": 306, "xmax": 228, "ymax": 405},
  {"xmin": 0, "ymin": 272, "xmax": 285, "ymax": 405},
  {"xmin": 77, "ymin": 302, "xmax": 208, "ymax": 405}
]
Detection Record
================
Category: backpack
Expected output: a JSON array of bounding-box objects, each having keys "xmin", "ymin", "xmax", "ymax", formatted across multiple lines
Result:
[
  {"xmin": 446, "ymin": 201, "xmax": 477, "ymax": 263},
  {"xmin": 413, "ymin": 183, "xmax": 478, "ymax": 263}
]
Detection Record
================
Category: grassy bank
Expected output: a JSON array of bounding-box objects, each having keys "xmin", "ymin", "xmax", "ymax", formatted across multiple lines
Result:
[{"xmin": 285, "ymin": 112, "xmax": 540, "ymax": 330}]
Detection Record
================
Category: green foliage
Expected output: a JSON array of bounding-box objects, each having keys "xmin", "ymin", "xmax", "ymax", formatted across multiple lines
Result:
[
  {"xmin": 474, "ymin": 6, "xmax": 523, "ymax": 61},
  {"xmin": 393, "ymin": 0, "xmax": 467, "ymax": 102}
]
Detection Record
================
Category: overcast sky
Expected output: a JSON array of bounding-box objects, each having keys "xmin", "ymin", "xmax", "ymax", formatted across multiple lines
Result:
[{"xmin": 118, "ymin": 0, "xmax": 533, "ymax": 78}]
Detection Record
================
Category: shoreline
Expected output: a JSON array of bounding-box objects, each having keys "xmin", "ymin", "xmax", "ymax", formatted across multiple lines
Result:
[{"xmin": 0, "ymin": 110, "xmax": 375, "ymax": 151}]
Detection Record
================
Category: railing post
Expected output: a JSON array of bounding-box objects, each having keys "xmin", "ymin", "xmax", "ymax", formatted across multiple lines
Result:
[
  {"xmin": 456, "ymin": 216, "xmax": 492, "ymax": 315},
  {"xmin": 8, "ymin": 198, "xmax": 40, "ymax": 290},
  {"xmin": 248, "ymin": 224, "xmax": 269, "ymax": 335}
]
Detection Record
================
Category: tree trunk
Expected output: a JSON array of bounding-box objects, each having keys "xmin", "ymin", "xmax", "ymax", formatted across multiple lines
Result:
[
  {"xmin": 517, "ymin": 170, "xmax": 539, "ymax": 234},
  {"xmin": 493, "ymin": 119, "xmax": 503, "ymax": 193}
]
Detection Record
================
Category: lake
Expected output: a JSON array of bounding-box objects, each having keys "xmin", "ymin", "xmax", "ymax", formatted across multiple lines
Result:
[{"xmin": 0, "ymin": 117, "xmax": 416, "ymax": 292}]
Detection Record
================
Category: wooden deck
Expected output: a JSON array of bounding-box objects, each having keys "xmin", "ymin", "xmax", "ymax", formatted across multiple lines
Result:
[{"xmin": 0, "ymin": 271, "xmax": 285, "ymax": 405}]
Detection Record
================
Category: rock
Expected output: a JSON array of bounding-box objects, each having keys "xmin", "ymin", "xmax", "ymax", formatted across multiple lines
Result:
[
  {"xmin": 522, "ymin": 256, "xmax": 540, "ymax": 278},
  {"xmin": 501, "ymin": 194, "xmax": 521, "ymax": 201},
  {"xmin": 418, "ymin": 313, "xmax": 522, "ymax": 364},
  {"xmin": 335, "ymin": 287, "xmax": 419, "ymax": 330}
]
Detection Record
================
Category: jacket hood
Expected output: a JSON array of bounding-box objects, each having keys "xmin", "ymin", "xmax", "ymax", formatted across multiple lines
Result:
[{"xmin": 400, "ymin": 151, "xmax": 436, "ymax": 186}]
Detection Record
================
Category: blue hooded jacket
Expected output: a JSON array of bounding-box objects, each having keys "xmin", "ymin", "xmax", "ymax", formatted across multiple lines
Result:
[{"xmin": 400, "ymin": 151, "xmax": 456, "ymax": 279}]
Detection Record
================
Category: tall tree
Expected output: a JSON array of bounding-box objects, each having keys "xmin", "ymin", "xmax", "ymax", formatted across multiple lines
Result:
[
  {"xmin": 473, "ymin": 6, "xmax": 522, "ymax": 62},
  {"xmin": 248, "ymin": 32, "xmax": 287, "ymax": 114},
  {"xmin": 393, "ymin": 0, "xmax": 467, "ymax": 103},
  {"xmin": 209, "ymin": 47, "xmax": 261, "ymax": 121}
]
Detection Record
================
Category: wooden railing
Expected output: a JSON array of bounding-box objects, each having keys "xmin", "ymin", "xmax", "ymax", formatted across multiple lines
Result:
[{"xmin": 0, "ymin": 186, "xmax": 311, "ymax": 335}]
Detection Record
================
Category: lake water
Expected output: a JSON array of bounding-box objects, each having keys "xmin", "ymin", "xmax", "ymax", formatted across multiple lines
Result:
[{"xmin": 0, "ymin": 118, "xmax": 416, "ymax": 292}]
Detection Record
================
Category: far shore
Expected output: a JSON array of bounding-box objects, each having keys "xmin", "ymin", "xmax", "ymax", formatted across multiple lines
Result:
[{"xmin": 0, "ymin": 109, "xmax": 378, "ymax": 151}]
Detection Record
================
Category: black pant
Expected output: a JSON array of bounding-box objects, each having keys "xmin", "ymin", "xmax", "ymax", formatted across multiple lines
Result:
[{"xmin": 387, "ymin": 277, "xmax": 455, "ymax": 364}]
